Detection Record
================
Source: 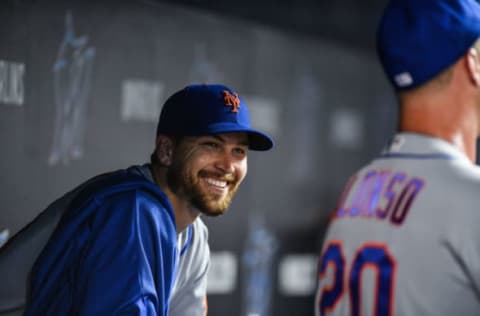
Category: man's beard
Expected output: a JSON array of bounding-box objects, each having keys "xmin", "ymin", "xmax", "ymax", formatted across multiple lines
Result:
[{"xmin": 167, "ymin": 162, "xmax": 240, "ymax": 216}]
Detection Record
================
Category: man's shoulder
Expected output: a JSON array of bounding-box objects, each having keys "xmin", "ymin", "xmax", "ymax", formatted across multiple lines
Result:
[
  {"xmin": 73, "ymin": 167, "xmax": 165, "ymax": 205},
  {"xmin": 56, "ymin": 166, "xmax": 173, "ymax": 229}
]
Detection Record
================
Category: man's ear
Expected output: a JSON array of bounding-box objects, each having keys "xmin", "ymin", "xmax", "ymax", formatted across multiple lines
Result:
[
  {"xmin": 154, "ymin": 135, "xmax": 174, "ymax": 166},
  {"xmin": 467, "ymin": 47, "xmax": 480, "ymax": 87}
]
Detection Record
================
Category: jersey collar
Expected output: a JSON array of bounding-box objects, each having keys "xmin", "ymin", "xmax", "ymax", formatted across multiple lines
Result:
[{"xmin": 379, "ymin": 132, "xmax": 471, "ymax": 163}]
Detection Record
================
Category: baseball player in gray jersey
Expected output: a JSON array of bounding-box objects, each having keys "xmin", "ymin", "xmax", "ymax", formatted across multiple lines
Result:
[
  {"xmin": 1, "ymin": 84, "xmax": 274, "ymax": 315},
  {"xmin": 315, "ymin": 0, "xmax": 480, "ymax": 315}
]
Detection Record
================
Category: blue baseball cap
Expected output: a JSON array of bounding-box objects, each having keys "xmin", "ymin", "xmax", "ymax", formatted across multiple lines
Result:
[
  {"xmin": 156, "ymin": 84, "xmax": 274, "ymax": 151},
  {"xmin": 376, "ymin": 0, "xmax": 480, "ymax": 90}
]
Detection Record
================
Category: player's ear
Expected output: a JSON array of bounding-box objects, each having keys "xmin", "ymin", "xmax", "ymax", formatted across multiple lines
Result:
[
  {"xmin": 466, "ymin": 46, "xmax": 480, "ymax": 87},
  {"xmin": 154, "ymin": 135, "xmax": 174, "ymax": 166}
]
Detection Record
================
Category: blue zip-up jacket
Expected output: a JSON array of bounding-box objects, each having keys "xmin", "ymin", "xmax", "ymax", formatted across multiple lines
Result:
[{"xmin": 24, "ymin": 167, "xmax": 178, "ymax": 315}]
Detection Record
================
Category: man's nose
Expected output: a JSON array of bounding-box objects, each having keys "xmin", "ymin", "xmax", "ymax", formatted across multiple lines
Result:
[{"xmin": 215, "ymin": 153, "xmax": 235, "ymax": 174}]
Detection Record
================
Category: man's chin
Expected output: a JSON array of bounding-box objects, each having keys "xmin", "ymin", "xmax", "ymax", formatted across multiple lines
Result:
[
  {"xmin": 194, "ymin": 192, "xmax": 231, "ymax": 216},
  {"xmin": 201, "ymin": 210, "xmax": 225, "ymax": 217},
  {"xmin": 199, "ymin": 205, "xmax": 229, "ymax": 217}
]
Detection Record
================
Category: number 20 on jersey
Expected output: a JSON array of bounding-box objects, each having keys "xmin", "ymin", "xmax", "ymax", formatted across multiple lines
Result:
[{"xmin": 316, "ymin": 241, "xmax": 396, "ymax": 316}]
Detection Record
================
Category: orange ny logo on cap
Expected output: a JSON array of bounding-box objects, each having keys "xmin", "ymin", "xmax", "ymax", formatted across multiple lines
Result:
[{"xmin": 223, "ymin": 90, "xmax": 240, "ymax": 113}]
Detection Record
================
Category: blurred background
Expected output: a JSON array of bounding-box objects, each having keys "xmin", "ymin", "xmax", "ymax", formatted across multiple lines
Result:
[{"xmin": 0, "ymin": 0, "xmax": 396, "ymax": 315}]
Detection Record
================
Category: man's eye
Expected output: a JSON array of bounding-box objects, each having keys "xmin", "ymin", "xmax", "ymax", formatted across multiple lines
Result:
[
  {"xmin": 204, "ymin": 142, "xmax": 219, "ymax": 149},
  {"xmin": 233, "ymin": 148, "xmax": 247, "ymax": 156}
]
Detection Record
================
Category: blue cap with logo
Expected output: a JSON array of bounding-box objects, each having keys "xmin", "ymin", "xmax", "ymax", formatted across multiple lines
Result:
[
  {"xmin": 156, "ymin": 84, "xmax": 274, "ymax": 151},
  {"xmin": 376, "ymin": 0, "xmax": 480, "ymax": 90}
]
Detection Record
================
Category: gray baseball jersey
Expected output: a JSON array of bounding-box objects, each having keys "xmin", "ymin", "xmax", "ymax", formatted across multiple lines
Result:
[
  {"xmin": 169, "ymin": 216, "xmax": 209, "ymax": 316},
  {"xmin": 315, "ymin": 132, "xmax": 480, "ymax": 316},
  {"xmin": 0, "ymin": 164, "xmax": 209, "ymax": 316}
]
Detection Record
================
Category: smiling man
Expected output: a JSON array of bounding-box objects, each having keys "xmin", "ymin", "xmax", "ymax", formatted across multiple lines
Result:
[{"xmin": 24, "ymin": 84, "xmax": 273, "ymax": 316}]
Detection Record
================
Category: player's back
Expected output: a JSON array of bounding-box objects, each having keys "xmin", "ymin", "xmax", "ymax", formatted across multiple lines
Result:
[{"xmin": 316, "ymin": 133, "xmax": 480, "ymax": 316}]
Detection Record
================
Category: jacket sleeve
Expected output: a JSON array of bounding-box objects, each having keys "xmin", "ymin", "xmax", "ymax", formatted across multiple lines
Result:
[{"xmin": 75, "ymin": 190, "xmax": 178, "ymax": 316}]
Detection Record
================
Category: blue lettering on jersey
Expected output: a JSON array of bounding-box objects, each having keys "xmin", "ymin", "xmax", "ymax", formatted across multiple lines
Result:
[{"xmin": 333, "ymin": 170, "xmax": 425, "ymax": 226}]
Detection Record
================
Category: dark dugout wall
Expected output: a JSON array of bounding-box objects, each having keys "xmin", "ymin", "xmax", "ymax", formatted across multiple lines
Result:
[{"xmin": 0, "ymin": 0, "xmax": 396, "ymax": 315}]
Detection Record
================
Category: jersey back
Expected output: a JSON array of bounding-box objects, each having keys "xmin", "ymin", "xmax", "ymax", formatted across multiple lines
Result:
[{"xmin": 316, "ymin": 133, "xmax": 480, "ymax": 316}]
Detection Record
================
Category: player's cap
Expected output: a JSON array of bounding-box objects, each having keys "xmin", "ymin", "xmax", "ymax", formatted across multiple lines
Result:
[
  {"xmin": 376, "ymin": 0, "xmax": 480, "ymax": 90},
  {"xmin": 156, "ymin": 84, "xmax": 274, "ymax": 151}
]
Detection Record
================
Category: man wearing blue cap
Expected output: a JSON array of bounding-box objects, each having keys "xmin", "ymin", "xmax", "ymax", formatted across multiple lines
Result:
[
  {"xmin": 22, "ymin": 84, "xmax": 273, "ymax": 315},
  {"xmin": 316, "ymin": 0, "xmax": 480, "ymax": 315}
]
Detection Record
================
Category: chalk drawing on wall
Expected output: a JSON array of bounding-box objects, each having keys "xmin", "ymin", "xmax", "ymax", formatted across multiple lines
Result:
[
  {"xmin": 0, "ymin": 229, "xmax": 9, "ymax": 248},
  {"xmin": 48, "ymin": 11, "xmax": 96, "ymax": 166},
  {"xmin": 0, "ymin": 59, "xmax": 25, "ymax": 106},
  {"xmin": 241, "ymin": 214, "xmax": 278, "ymax": 316},
  {"xmin": 187, "ymin": 42, "xmax": 224, "ymax": 84}
]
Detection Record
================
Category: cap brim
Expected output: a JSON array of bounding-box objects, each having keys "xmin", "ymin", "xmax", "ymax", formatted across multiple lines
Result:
[
  {"xmin": 205, "ymin": 123, "xmax": 274, "ymax": 151},
  {"xmin": 245, "ymin": 130, "xmax": 274, "ymax": 151}
]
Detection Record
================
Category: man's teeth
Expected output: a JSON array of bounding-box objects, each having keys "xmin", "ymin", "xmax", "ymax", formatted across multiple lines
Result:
[{"xmin": 205, "ymin": 178, "xmax": 227, "ymax": 188}]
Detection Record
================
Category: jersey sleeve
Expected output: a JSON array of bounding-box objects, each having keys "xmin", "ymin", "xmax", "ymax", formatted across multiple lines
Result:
[
  {"xmin": 75, "ymin": 190, "xmax": 178, "ymax": 316},
  {"xmin": 169, "ymin": 218, "xmax": 210, "ymax": 316}
]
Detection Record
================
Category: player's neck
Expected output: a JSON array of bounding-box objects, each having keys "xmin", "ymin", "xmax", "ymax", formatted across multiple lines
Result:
[
  {"xmin": 151, "ymin": 164, "xmax": 200, "ymax": 234},
  {"xmin": 398, "ymin": 62, "xmax": 480, "ymax": 163},
  {"xmin": 168, "ymin": 195, "xmax": 200, "ymax": 234},
  {"xmin": 399, "ymin": 99, "xmax": 478, "ymax": 163}
]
